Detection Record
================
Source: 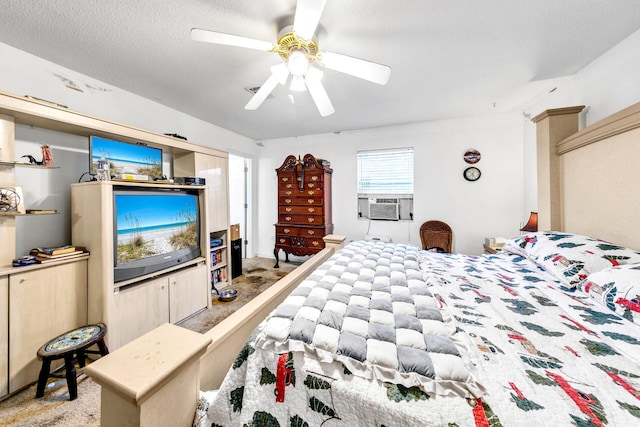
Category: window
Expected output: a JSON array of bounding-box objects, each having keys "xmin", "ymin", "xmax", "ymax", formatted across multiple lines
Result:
[{"xmin": 357, "ymin": 148, "xmax": 414, "ymax": 220}]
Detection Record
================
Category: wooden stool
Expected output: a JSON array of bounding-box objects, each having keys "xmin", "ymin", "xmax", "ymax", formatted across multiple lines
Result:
[{"xmin": 35, "ymin": 323, "xmax": 109, "ymax": 401}]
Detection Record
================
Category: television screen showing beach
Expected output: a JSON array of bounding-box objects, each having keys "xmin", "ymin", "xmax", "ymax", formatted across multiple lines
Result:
[
  {"xmin": 115, "ymin": 193, "xmax": 198, "ymax": 264},
  {"xmin": 91, "ymin": 136, "xmax": 163, "ymax": 179}
]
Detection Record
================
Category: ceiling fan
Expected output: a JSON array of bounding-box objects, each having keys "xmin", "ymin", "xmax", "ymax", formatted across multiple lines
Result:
[{"xmin": 191, "ymin": 0, "xmax": 391, "ymax": 117}]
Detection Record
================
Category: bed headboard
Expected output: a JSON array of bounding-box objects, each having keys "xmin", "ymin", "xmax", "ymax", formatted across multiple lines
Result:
[{"xmin": 533, "ymin": 102, "xmax": 640, "ymax": 250}]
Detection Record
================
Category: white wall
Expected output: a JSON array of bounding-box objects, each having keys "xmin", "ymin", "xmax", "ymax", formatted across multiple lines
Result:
[
  {"xmin": 257, "ymin": 113, "xmax": 523, "ymax": 257},
  {"xmin": 519, "ymin": 28, "xmax": 640, "ymax": 217}
]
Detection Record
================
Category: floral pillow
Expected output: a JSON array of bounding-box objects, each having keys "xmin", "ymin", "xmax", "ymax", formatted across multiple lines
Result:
[
  {"xmin": 502, "ymin": 232, "xmax": 640, "ymax": 289},
  {"xmin": 578, "ymin": 264, "xmax": 640, "ymax": 324}
]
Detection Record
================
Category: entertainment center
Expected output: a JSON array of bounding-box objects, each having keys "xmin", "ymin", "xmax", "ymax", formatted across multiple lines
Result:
[{"xmin": 0, "ymin": 89, "xmax": 230, "ymax": 399}]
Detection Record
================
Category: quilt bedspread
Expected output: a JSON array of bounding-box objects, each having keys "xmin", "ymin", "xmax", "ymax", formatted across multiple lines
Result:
[{"xmin": 198, "ymin": 242, "xmax": 640, "ymax": 426}]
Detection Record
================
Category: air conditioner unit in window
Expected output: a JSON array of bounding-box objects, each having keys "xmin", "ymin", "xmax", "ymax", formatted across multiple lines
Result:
[{"xmin": 368, "ymin": 198, "xmax": 399, "ymax": 220}]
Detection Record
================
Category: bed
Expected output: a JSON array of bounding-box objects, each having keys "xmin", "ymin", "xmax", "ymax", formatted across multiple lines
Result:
[
  {"xmin": 195, "ymin": 236, "xmax": 640, "ymax": 426},
  {"xmin": 85, "ymin": 101, "xmax": 640, "ymax": 426}
]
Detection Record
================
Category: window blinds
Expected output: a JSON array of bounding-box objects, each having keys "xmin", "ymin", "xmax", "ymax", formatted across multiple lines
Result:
[{"xmin": 357, "ymin": 147, "xmax": 414, "ymax": 195}]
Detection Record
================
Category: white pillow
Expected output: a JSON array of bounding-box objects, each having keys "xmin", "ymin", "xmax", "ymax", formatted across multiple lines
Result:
[
  {"xmin": 578, "ymin": 264, "xmax": 640, "ymax": 324},
  {"xmin": 503, "ymin": 232, "xmax": 640, "ymax": 289}
]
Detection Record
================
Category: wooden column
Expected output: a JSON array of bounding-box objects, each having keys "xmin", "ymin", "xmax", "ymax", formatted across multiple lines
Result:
[
  {"xmin": 85, "ymin": 323, "xmax": 211, "ymax": 427},
  {"xmin": 531, "ymin": 106, "xmax": 584, "ymax": 231},
  {"xmin": 0, "ymin": 114, "xmax": 16, "ymax": 266}
]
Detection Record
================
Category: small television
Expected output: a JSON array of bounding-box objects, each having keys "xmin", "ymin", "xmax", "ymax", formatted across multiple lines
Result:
[
  {"xmin": 90, "ymin": 135, "xmax": 163, "ymax": 179},
  {"xmin": 113, "ymin": 187, "xmax": 201, "ymax": 282}
]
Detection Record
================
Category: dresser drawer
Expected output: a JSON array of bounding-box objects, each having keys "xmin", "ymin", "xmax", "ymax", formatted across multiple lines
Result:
[
  {"xmin": 278, "ymin": 195, "xmax": 324, "ymax": 205},
  {"xmin": 278, "ymin": 214, "xmax": 324, "ymax": 225},
  {"xmin": 275, "ymin": 226, "xmax": 300, "ymax": 236},
  {"xmin": 278, "ymin": 205, "xmax": 323, "ymax": 215}
]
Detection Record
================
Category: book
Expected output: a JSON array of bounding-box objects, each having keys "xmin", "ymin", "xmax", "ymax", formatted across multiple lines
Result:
[
  {"xmin": 35, "ymin": 252, "xmax": 87, "ymax": 263},
  {"xmin": 35, "ymin": 249, "xmax": 85, "ymax": 259},
  {"xmin": 30, "ymin": 245, "xmax": 76, "ymax": 256}
]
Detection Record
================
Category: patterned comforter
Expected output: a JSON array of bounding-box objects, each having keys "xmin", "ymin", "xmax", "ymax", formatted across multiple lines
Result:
[{"xmin": 197, "ymin": 239, "xmax": 640, "ymax": 426}]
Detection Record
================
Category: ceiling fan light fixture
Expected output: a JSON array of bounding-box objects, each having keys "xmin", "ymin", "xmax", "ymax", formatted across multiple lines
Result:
[{"xmin": 287, "ymin": 49, "xmax": 310, "ymax": 76}]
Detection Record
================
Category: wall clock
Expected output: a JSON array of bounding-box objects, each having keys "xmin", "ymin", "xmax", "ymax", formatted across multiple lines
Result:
[{"xmin": 463, "ymin": 167, "xmax": 481, "ymax": 182}]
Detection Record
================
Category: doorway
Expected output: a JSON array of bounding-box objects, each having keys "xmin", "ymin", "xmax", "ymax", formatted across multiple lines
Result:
[{"xmin": 228, "ymin": 154, "xmax": 252, "ymax": 259}]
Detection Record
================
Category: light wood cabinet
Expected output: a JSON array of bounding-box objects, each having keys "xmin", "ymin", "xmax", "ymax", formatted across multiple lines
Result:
[
  {"xmin": 0, "ymin": 88, "xmax": 229, "ymax": 397},
  {"xmin": 169, "ymin": 264, "xmax": 208, "ymax": 323},
  {"xmin": 71, "ymin": 181, "xmax": 210, "ymax": 350},
  {"xmin": 8, "ymin": 261, "xmax": 87, "ymax": 392},
  {"xmin": 108, "ymin": 276, "xmax": 170, "ymax": 350},
  {"xmin": 175, "ymin": 152, "xmax": 232, "ymax": 291},
  {"xmin": 0, "ymin": 275, "xmax": 7, "ymax": 397}
]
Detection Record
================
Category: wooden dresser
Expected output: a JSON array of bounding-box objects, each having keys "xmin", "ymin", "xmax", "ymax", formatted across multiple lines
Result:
[{"xmin": 274, "ymin": 154, "xmax": 333, "ymax": 268}]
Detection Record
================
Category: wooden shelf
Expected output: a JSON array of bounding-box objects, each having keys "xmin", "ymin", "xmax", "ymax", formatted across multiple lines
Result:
[
  {"xmin": 0, "ymin": 160, "xmax": 59, "ymax": 169},
  {"xmin": 0, "ymin": 211, "xmax": 58, "ymax": 217}
]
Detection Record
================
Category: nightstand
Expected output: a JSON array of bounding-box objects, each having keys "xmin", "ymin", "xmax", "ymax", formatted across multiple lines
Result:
[{"xmin": 483, "ymin": 244, "xmax": 501, "ymax": 254}]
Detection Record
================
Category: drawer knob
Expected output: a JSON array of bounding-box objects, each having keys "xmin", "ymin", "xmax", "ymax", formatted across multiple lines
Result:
[
  {"xmin": 284, "ymin": 228, "xmax": 290, "ymax": 233},
  {"xmin": 286, "ymin": 207, "xmax": 292, "ymax": 212},
  {"xmin": 308, "ymin": 183, "xmax": 315, "ymax": 188},
  {"xmin": 308, "ymin": 218, "xmax": 315, "ymax": 223},
  {"xmin": 286, "ymin": 183, "xmax": 292, "ymax": 189},
  {"xmin": 308, "ymin": 199, "xmax": 314, "ymax": 204},
  {"xmin": 285, "ymin": 216, "xmax": 292, "ymax": 221},
  {"xmin": 312, "ymin": 241, "xmax": 320, "ymax": 246},
  {"xmin": 308, "ymin": 230, "xmax": 315, "ymax": 235},
  {"xmin": 308, "ymin": 190, "xmax": 315, "ymax": 195},
  {"xmin": 280, "ymin": 238, "xmax": 286, "ymax": 243},
  {"xmin": 312, "ymin": 176, "xmax": 318, "ymax": 181},
  {"xmin": 285, "ymin": 199, "xmax": 291, "ymax": 204},
  {"xmin": 282, "ymin": 177, "xmax": 289, "ymax": 182},
  {"xmin": 308, "ymin": 208, "xmax": 315, "ymax": 212},
  {"xmin": 285, "ymin": 191, "xmax": 292, "ymax": 195}
]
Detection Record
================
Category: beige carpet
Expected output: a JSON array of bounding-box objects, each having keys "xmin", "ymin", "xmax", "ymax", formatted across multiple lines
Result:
[{"xmin": 0, "ymin": 257, "xmax": 299, "ymax": 426}]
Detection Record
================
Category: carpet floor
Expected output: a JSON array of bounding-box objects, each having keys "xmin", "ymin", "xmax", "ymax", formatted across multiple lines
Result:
[{"xmin": 0, "ymin": 257, "xmax": 299, "ymax": 426}]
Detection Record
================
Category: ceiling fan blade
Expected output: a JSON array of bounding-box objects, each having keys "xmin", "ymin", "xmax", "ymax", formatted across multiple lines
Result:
[
  {"xmin": 305, "ymin": 67, "xmax": 335, "ymax": 117},
  {"xmin": 318, "ymin": 51, "xmax": 391, "ymax": 85},
  {"xmin": 191, "ymin": 28, "xmax": 274, "ymax": 51},
  {"xmin": 293, "ymin": 0, "xmax": 327, "ymax": 40},
  {"xmin": 245, "ymin": 63, "xmax": 290, "ymax": 110}
]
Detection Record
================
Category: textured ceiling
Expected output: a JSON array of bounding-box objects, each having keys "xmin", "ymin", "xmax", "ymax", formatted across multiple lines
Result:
[{"xmin": 1, "ymin": 0, "xmax": 639, "ymax": 140}]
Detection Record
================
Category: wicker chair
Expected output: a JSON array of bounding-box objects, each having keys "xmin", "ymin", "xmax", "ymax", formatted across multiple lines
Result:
[{"xmin": 419, "ymin": 220, "xmax": 452, "ymax": 253}]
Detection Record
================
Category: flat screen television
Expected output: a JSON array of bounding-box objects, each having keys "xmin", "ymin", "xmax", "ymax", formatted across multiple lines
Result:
[
  {"xmin": 113, "ymin": 187, "xmax": 201, "ymax": 282},
  {"xmin": 90, "ymin": 135, "xmax": 163, "ymax": 179}
]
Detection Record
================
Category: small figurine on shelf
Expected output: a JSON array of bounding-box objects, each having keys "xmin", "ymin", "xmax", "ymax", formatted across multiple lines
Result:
[{"xmin": 41, "ymin": 145, "xmax": 54, "ymax": 167}]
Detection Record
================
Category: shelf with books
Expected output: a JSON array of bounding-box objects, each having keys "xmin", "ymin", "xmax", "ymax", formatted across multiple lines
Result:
[{"xmin": 209, "ymin": 229, "xmax": 230, "ymax": 293}]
